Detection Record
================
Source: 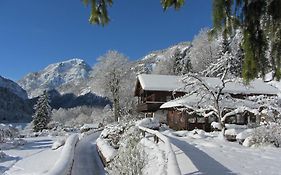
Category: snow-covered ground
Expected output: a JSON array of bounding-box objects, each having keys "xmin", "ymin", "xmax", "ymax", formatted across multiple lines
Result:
[
  {"xmin": 163, "ymin": 130, "xmax": 281, "ymax": 175},
  {"xmin": 140, "ymin": 137, "xmax": 166, "ymax": 175},
  {"xmin": 0, "ymin": 136, "xmax": 63, "ymax": 175}
]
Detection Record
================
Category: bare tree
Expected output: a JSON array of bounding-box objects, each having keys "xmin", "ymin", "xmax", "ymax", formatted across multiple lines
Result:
[
  {"xmin": 93, "ymin": 50, "xmax": 132, "ymax": 122},
  {"xmin": 189, "ymin": 28, "xmax": 222, "ymax": 74},
  {"xmin": 181, "ymin": 70, "xmax": 258, "ymax": 135}
]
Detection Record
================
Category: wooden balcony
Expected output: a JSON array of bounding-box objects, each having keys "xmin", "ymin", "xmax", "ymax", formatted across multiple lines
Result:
[{"xmin": 136, "ymin": 102, "xmax": 164, "ymax": 112}]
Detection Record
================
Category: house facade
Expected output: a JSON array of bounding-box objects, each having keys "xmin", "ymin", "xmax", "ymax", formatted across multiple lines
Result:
[
  {"xmin": 134, "ymin": 74, "xmax": 186, "ymax": 120},
  {"xmin": 134, "ymin": 74, "xmax": 279, "ymax": 131},
  {"xmin": 160, "ymin": 78, "xmax": 279, "ymax": 131}
]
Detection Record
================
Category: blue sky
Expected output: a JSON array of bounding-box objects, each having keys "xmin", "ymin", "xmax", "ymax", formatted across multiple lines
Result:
[{"xmin": 0, "ymin": 0, "xmax": 212, "ymax": 80}]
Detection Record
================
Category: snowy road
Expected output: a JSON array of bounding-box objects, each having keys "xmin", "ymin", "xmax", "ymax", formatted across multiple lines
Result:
[{"xmin": 71, "ymin": 132, "xmax": 105, "ymax": 175}]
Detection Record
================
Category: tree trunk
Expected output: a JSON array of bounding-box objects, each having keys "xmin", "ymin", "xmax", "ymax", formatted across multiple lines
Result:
[
  {"xmin": 221, "ymin": 121, "xmax": 226, "ymax": 136},
  {"xmin": 113, "ymin": 98, "xmax": 120, "ymax": 122}
]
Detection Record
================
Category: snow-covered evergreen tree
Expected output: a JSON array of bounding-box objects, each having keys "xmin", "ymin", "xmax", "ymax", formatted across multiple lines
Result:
[{"xmin": 32, "ymin": 91, "xmax": 52, "ymax": 132}]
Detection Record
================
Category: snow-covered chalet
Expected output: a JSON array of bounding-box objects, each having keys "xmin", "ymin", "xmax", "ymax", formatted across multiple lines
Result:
[{"xmin": 134, "ymin": 74, "xmax": 280, "ymax": 131}]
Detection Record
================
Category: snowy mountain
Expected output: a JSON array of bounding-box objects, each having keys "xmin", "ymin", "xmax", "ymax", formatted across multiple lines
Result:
[
  {"xmin": 18, "ymin": 59, "xmax": 92, "ymax": 98},
  {"xmin": 18, "ymin": 43, "xmax": 192, "ymax": 98},
  {"xmin": 0, "ymin": 76, "xmax": 28, "ymax": 99}
]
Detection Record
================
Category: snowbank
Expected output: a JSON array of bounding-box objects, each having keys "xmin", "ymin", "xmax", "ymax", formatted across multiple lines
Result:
[
  {"xmin": 138, "ymin": 126, "xmax": 181, "ymax": 175},
  {"xmin": 140, "ymin": 138, "xmax": 166, "ymax": 175},
  {"xmin": 136, "ymin": 118, "xmax": 160, "ymax": 129},
  {"xmin": 0, "ymin": 151, "xmax": 9, "ymax": 159},
  {"xmin": 242, "ymin": 136, "xmax": 254, "ymax": 147},
  {"xmin": 96, "ymin": 138, "xmax": 117, "ymax": 163},
  {"xmin": 236, "ymin": 129, "xmax": 253, "ymax": 143},
  {"xmin": 211, "ymin": 122, "xmax": 222, "ymax": 130},
  {"xmin": 46, "ymin": 134, "xmax": 79, "ymax": 175},
  {"xmin": 172, "ymin": 129, "xmax": 206, "ymax": 139},
  {"xmin": 51, "ymin": 137, "xmax": 66, "ymax": 150},
  {"xmin": 225, "ymin": 124, "xmax": 247, "ymax": 129},
  {"xmin": 80, "ymin": 123, "xmax": 100, "ymax": 133}
]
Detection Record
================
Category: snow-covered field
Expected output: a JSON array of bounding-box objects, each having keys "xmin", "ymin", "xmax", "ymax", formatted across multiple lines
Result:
[
  {"xmin": 163, "ymin": 130, "xmax": 281, "ymax": 175},
  {"xmin": 0, "ymin": 136, "xmax": 63, "ymax": 175},
  {"xmin": 1, "ymin": 121, "xmax": 281, "ymax": 175}
]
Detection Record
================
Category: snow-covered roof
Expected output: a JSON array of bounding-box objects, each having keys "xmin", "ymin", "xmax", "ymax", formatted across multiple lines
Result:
[
  {"xmin": 197, "ymin": 77, "xmax": 279, "ymax": 95},
  {"xmin": 160, "ymin": 93, "xmax": 259, "ymax": 109},
  {"xmin": 137, "ymin": 74, "xmax": 185, "ymax": 92},
  {"xmin": 223, "ymin": 79, "xmax": 279, "ymax": 95},
  {"xmin": 137, "ymin": 74, "xmax": 279, "ymax": 95}
]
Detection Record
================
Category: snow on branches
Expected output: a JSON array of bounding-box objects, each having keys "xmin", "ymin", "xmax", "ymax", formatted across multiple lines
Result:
[
  {"xmin": 32, "ymin": 91, "xmax": 52, "ymax": 132},
  {"xmin": 179, "ymin": 73, "xmax": 260, "ymax": 133}
]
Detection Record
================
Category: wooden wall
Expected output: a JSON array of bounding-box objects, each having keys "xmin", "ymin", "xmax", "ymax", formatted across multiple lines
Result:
[{"xmin": 167, "ymin": 109, "xmax": 211, "ymax": 131}]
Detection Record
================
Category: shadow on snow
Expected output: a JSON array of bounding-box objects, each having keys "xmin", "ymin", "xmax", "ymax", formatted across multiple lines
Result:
[
  {"xmin": 167, "ymin": 136, "xmax": 236, "ymax": 175},
  {"xmin": 19, "ymin": 139, "xmax": 53, "ymax": 150}
]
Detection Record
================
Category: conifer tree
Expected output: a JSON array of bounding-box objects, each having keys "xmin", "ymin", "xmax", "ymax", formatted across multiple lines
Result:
[{"xmin": 32, "ymin": 91, "xmax": 52, "ymax": 132}]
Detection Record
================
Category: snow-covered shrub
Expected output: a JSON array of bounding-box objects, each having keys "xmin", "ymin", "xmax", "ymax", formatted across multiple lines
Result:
[
  {"xmin": 251, "ymin": 124, "xmax": 281, "ymax": 147},
  {"xmin": 52, "ymin": 138, "xmax": 66, "ymax": 150},
  {"xmin": 52, "ymin": 105, "xmax": 114, "ymax": 128},
  {"xmin": 100, "ymin": 123, "xmax": 126, "ymax": 149},
  {"xmin": 242, "ymin": 136, "xmax": 255, "ymax": 147},
  {"xmin": 0, "ymin": 124, "xmax": 19, "ymax": 143},
  {"xmin": 236, "ymin": 129, "xmax": 253, "ymax": 144},
  {"xmin": 224, "ymin": 129, "xmax": 242, "ymax": 141},
  {"xmin": 189, "ymin": 129, "xmax": 206, "ymax": 139},
  {"xmin": 47, "ymin": 121, "xmax": 58, "ymax": 130},
  {"xmin": 12, "ymin": 139, "xmax": 26, "ymax": 147},
  {"xmin": 52, "ymin": 106, "xmax": 94, "ymax": 128},
  {"xmin": 136, "ymin": 117, "xmax": 160, "ymax": 130},
  {"xmin": 211, "ymin": 122, "xmax": 222, "ymax": 131},
  {"xmin": 107, "ymin": 125, "xmax": 146, "ymax": 175},
  {"xmin": 0, "ymin": 151, "xmax": 8, "ymax": 159},
  {"xmin": 80, "ymin": 123, "xmax": 101, "ymax": 133},
  {"xmin": 224, "ymin": 125, "xmax": 247, "ymax": 141},
  {"xmin": 172, "ymin": 130, "xmax": 189, "ymax": 137},
  {"xmin": 172, "ymin": 129, "xmax": 206, "ymax": 139}
]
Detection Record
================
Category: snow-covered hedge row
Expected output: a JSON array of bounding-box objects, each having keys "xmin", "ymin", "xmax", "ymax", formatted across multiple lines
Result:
[
  {"xmin": 138, "ymin": 126, "xmax": 181, "ymax": 175},
  {"xmin": 96, "ymin": 137, "xmax": 117, "ymax": 163},
  {"xmin": 46, "ymin": 134, "xmax": 79, "ymax": 175}
]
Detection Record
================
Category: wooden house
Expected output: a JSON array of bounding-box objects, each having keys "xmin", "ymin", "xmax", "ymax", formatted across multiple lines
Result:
[
  {"xmin": 160, "ymin": 78, "xmax": 279, "ymax": 131},
  {"xmin": 134, "ymin": 74, "xmax": 186, "ymax": 119},
  {"xmin": 134, "ymin": 74, "xmax": 279, "ymax": 131}
]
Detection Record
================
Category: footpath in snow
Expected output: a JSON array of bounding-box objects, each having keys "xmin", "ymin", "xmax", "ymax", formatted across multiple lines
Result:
[
  {"xmin": 167, "ymin": 135, "xmax": 233, "ymax": 175},
  {"xmin": 71, "ymin": 132, "xmax": 105, "ymax": 175},
  {"xmin": 163, "ymin": 130, "xmax": 281, "ymax": 175}
]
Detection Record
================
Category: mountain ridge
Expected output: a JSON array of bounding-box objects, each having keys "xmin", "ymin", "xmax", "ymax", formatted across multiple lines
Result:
[{"xmin": 18, "ymin": 58, "xmax": 92, "ymax": 98}]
